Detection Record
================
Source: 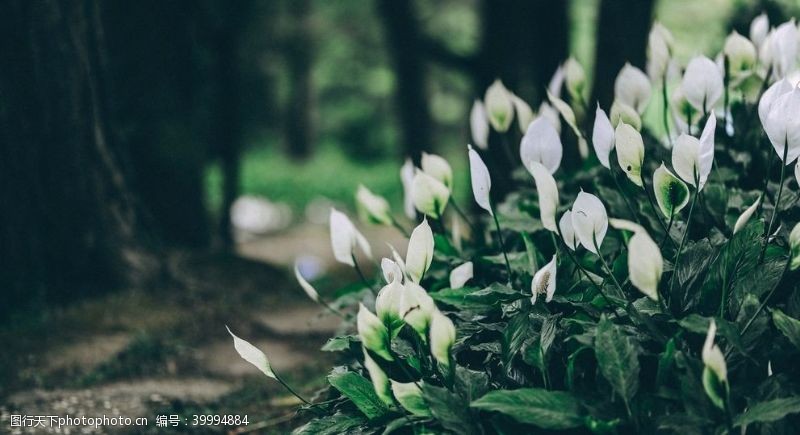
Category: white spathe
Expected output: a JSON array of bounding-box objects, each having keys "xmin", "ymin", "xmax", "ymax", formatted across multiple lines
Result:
[
  {"xmin": 399, "ymin": 282, "xmax": 436, "ymax": 338},
  {"xmin": 681, "ymin": 56, "xmax": 724, "ymax": 113},
  {"xmin": 592, "ymin": 105, "xmax": 615, "ymax": 169},
  {"xmin": 356, "ymin": 184, "xmax": 392, "ymax": 225},
  {"xmin": 421, "ymin": 152, "xmax": 453, "ymax": 189},
  {"xmin": 294, "ymin": 262, "xmax": 320, "ymax": 303},
  {"xmin": 330, "ymin": 208, "xmax": 372, "ymax": 267},
  {"xmin": 511, "ymin": 94, "xmax": 535, "ymax": 133},
  {"xmin": 733, "ymin": 196, "xmax": 761, "ymax": 234},
  {"xmin": 411, "ymin": 170, "xmax": 450, "ymax": 217},
  {"xmin": 470, "ymin": 100, "xmax": 489, "ymax": 150},
  {"xmin": 615, "ymin": 122, "xmax": 646, "ymax": 187},
  {"xmin": 449, "ymin": 261, "xmax": 473, "ymax": 289},
  {"xmin": 401, "ymin": 158, "xmax": 416, "ymax": 219},
  {"xmin": 527, "ymin": 161, "xmax": 560, "ymax": 232},
  {"xmin": 672, "ymin": 115, "xmax": 716, "ymax": 190},
  {"xmin": 520, "ymin": 116, "xmax": 564, "ymax": 174},
  {"xmin": 627, "ymin": 230, "xmax": 663, "ymax": 301},
  {"xmin": 647, "ymin": 22, "xmax": 674, "ymax": 81},
  {"xmin": 749, "ymin": 13, "xmax": 769, "ymax": 50},
  {"xmin": 357, "ymin": 303, "xmax": 393, "ymax": 361},
  {"xmin": 429, "ymin": 309, "xmax": 456, "ymax": 368},
  {"xmin": 405, "ymin": 218, "xmax": 435, "ymax": 283},
  {"xmin": 564, "ymin": 57, "xmax": 587, "ymax": 102},
  {"xmin": 702, "ymin": 319, "xmax": 728, "ymax": 382},
  {"xmin": 559, "ymin": 210, "xmax": 580, "ymax": 250},
  {"xmin": 468, "ymin": 145, "xmax": 493, "ymax": 215},
  {"xmin": 531, "ymin": 254, "xmax": 557, "ymax": 305},
  {"xmin": 614, "ymin": 63, "xmax": 652, "ymax": 114},
  {"xmin": 485, "ymin": 79, "xmax": 514, "ymax": 132},
  {"xmin": 761, "ymin": 82, "xmax": 800, "ymax": 164},
  {"xmin": 571, "ymin": 191, "xmax": 608, "ymax": 254}
]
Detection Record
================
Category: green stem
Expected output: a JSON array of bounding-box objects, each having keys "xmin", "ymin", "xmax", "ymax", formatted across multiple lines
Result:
[
  {"xmin": 641, "ymin": 170, "xmax": 671, "ymax": 239},
  {"xmin": 612, "ymin": 173, "xmax": 642, "ymax": 224},
  {"xmin": 490, "ymin": 202, "xmax": 513, "ymax": 282},
  {"xmin": 669, "ymin": 184, "xmax": 699, "ymax": 297},
  {"xmin": 758, "ymin": 147, "xmax": 775, "ymax": 216},
  {"xmin": 352, "ymin": 254, "xmax": 377, "ymax": 294},
  {"xmin": 660, "ymin": 211, "xmax": 675, "ymax": 249},
  {"xmin": 450, "ymin": 200, "xmax": 476, "ymax": 232},
  {"xmin": 274, "ymin": 373, "xmax": 312, "ymax": 405},
  {"xmin": 762, "ymin": 138, "xmax": 789, "ymax": 262},
  {"xmin": 390, "ymin": 217, "xmax": 410, "ymax": 238}
]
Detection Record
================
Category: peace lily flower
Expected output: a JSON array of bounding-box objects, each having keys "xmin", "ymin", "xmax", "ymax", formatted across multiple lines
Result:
[
  {"xmin": 386, "ymin": 243, "xmax": 407, "ymax": 276},
  {"xmin": 421, "ymin": 152, "xmax": 453, "ymax": 189},
  {"xmin": 670, "ymin": 87, "xmax": 695, "ymax": 134},
  {"xmin": 681, "ymin": 56, "xmax": 723, "ymax": 114},
  {"xmin": 411, "ymin": 170, "xmax": 450, "ymax": 217},
  {"xmin": 647, "ymin": 22, "xmax": 674, "ymax": 81},
  {"xmin": 511, "ymin": 94, "xmax": 535, "ymax": 133},
  {"xmin": 571, "ymin": 191, "xmax": 608, "ymax": 254},
  {"xmin": 468, "ymin": 145, "xmax": 493, "ymax": 215},
  {"xmin": 538, "ymin": 101, "xmax": 562, "ymax": 133},
  {"xmin": 733, "ymin": 196, "xmax": 761, "ymax": 234},
  {"xmin": 614, "ymin": 63, "xmax": 652, "ymax": 114},
  {"xmin": 759, "ymin": 80, "xmax": 800, "ymax": 164},
  {"xmin": 226, "ymin": 326, "xmax": 276, "ymax": 379},
  {"xmin": 723, "ymin": 31, "xmax": 757, "ymax": 81},
  {"xmin": 363, "ymin": 350, "xmax": 393, "ymax": 405},
  {"xmin": 527, "ymin": 161, "xmax": 560, "ymax": 232},
  {"xmin": 381, "ymin": 257, "xmax": 404, "ymax": 284},
  {"xmin": 294, "ymin": 262, "xmax": 320, "ymax": 303},
  {"xmin": 627, "ymin": 229, "xmax": 663, "ymax": 301},
  {"xmin": 592, "ymin": 105, "xmax": 615, "ymax": 169},
  {"xmin": 520, "ymin": 117, "xmax": 564, "ymax": 174},
  {"xmin": 391, "ymin": 381, "xmax": 431, "ymax": 417},
  {"xmin": 401, "ymin": 158, "xmax": 416, "ymax": 219},
  {"xmin": 485, "ymin": 79, "xmax": 514, "ymax": 132},
  {"xmin": 564, "ymin": 57, "xmax": 587, "ymax": 103},
  {"xmin": 702, "ymin": 319, "xmax": 728, "ymax": 409},
  {"xmin": 672, "ymin": 114, "xmax": 716, "ymax": 191},
  {"xmin": 399, "ymin": 282, "xmax": 436, "ymax": 339},
  {"xmin": 449, "ymin": 261, "xmax": 473, "ymax": 289},
  {"xmin": 559, "ymin": 211, "xmax": 580, "ymax": 250},
  {"xmin": 375, "ymin": 270, "xmax": 405, "ymax": 332},
  {"xmin": 429, "ymin": 309, "xmax": 456, "ymax": 370},
  {"xmin": 765, "ymin": 20, "xmax": 798, "ymax": 80},
  {"xmin": 357, "ymin": 303, "xmax": 394, "ymax": 361},
  {"xmin": 405, "ymin": 218, "xmax": 434, "ymax": 283},
  {"xmin": 609, "ymin": 218, "xmax": 646, "ymax": 235},
  {"xmin": 609, "ymin": 100, "xmax": 642, "ymax": 130},
  {"xmin": 530, "ymin": 254, "xmax": 557, "ymax": 305},
  {"xmin": 470, "ymin": 100, "xmax": 489, "ymax": 150},
  {"xmin": 356, "ymin": 185, "xmax": 393, "ymax": 226},
  {"xmin": 653, "ymin": 164, "xmax": 690, "ymax": 218},
  {"xmin": 749, "ymin": 13, "xmax": 769, "ymax": 51},
  {"xmin": 547, "ymin": 91, "xmax": 589, "ymax": 158},
  {"xmin": 789, "ymin": 222, "xmax": 800, "ymax": 270},
  {"xmin": 330, "ymin": 208, "xmax": 372, "ymax": 267},
  {"xmin": 615, "ymin": 122, "xmax": 645, "ymax": 187}
]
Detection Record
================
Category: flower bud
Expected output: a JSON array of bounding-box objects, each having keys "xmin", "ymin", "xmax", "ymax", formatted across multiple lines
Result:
[
  {"xmin": 399, "ymin": 282, "xmax": 435, "ymax": 339},
  {"xmin": 485, "ymin": 79, "xmax": 514, "ymax": 132},
  {"xmin": 357, "ymin": 303, "xmax": 394, "ymax": 361},
  {"xmin": 627, "ymin": 229, "xmax": 662, "ymax": 301},
  {"xmin": 681, "ymin": 56, "xmax": 723, "ymax": 114},
  {"xmin": 468, "ymin": 145, "xmax": 493, "ymax": 215},
  {"xmin": 405, "ymin": 218, "xmax": 434, "ymax": 283},
  {"xmin": 520, "ymin": 117, "xmax": 563, "ymax": 174},
  {"xmin": 614, "ymin": 63, "xmax": 652, "ymax": 114},
  {"xmin": 226, "ymin": 326, "xmax": 276, "ymax": 379},
  {"xmin": 789, "ymin": 221, "xmax": 800, "ymax": 270},
  {"xmin": 592, "ymin": 105, "xmax": 615, "ymax": 169},
  {"xmin": 429, "ymin": 309, "xmax": 456, "ymax": 369},
  {"xmin": 615, "ymin": 122, "xmax": 645, "ymax": 187},
  {"xmin": 356, "ymin": 185, "xmax": 392, "ymax": 226},
  {"xmin": 531, "ymin": 255, "xmax": 557, "ymax": 305},
  {"xmin": 702, "ymin": 319, "xmax": 728, "ymax": 409},
  {"xmin": 330, "ymin": 208, "xmax": 372, "ymax": 266},
  {"xmin": 363, "ymin": 350, "xmax": 393, "ymax": 405},
  {"xmin": 610, "ymin": 100, "xmax": 642, "ymax": 131},
  {"xmin": 733, "ymin": 196, "xmax": 761, "ymax": 234},
  {"xmin": 421, "ymin": 152, "xmax": 453, "ymax": 189},
  {"xmin": 564, "ymin": 57, "xmax": 587, "ymax": 103},
  {"xmin": 571, "ymin": 191, "xmax": 608, "ymax": 254},
  {"xmin": 653, "ymin": 164, "xmax": 689, "ymax": 218},
  {"xmin": 470, "ymin": 100, "xmax": 489, "ymax": 150},
  {"xmin": 449, "ymin": 261, "xmax": 473, "ymax": 289},
  {"xmin": 411, "ymin": 170, "xmax": 450, "ymax": 218},
  {"xmin": 724, "ymin": 31, "xmax": 757, "ymax": 79},
  {"xmin": 527, "ymin": 161, "xmax": 559, "ymax": 232},
  {"xmin": 375, "ymin": 275, "xmax": 405, "ymax": 334},
  {"xmin": 391, "ymin": 381, "xmax": 431, "ymax": 417}
]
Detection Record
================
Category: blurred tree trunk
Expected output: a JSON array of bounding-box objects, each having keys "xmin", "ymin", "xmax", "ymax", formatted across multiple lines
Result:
[
  {"xmin": 285, "ymin": 0, "xmax": 314, "ymax": 160},
  {"xmin": 592, "ymin": 0, "xmax": 655, "ymax": 109},
  {"xmin": 0, "ymin": 0, "xmax": 158, "ymax": 314},
  {"xmin": 377, "ymin": 0, "xmax": 433, "ymax": 162}
]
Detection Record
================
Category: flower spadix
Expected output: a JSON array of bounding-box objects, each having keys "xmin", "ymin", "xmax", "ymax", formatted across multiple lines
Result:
[
  {"xmin": 531, "ymin": 254, "xmax": 557, "ymax": 305},
  {"xmin": 702, "ymin": 319, "xmax": 728, "ymax": 409},
  {"xmin": 399, "ymin": 282, "xmax": 436, "ymax": 339},
  {"xmin": 449, "ymin": 261, "xmax": 473, "ymax": 289},
  {"xmin": 485, "ymin": 79, "xmax": 514, "ymax": 132},
  {"xmin": 429, "ymin": 309, "xmax": 456, "ymax": 369},
  {"xmin": 615, "ymin": 122, "xmax": 645, "ymax": 187},
  {"xmin": 330, "ymin": 208, "xmax": 372, "ymax": 266},
  {"xmin": 356, "ymin": 185, "xmax": 392, "ymax": 226},
  {"xmin": 672, "ymin": 115, "xmax": 716, "ymax": 190},
  {"xmin": 470, "ymin": 100, "xmax": 489, "ymax": 149},
  {"xmin": 614, "ymin": 63, "xmax": 652, "ymax": 114},
  {"xmin": 571, "ymin": 191, "xmax": 608, "ymax": 254},
  {"xmin": 421, "ymin": 152, "xmax": 453, "ymax": 189},
  {"xmin": 468, "ymin": 145, "xmax": 493, "ymax": 215},
  {"xmin": 653, "ymin": 164, "xmax": 690, "ymax": 218},
  {"xmin": 760, "ymin": 80, "xmax": 800, "ymax": 164},
  {"xmin": 411, "ymin": 169, "xmax": 450, "ymax": 217},
  {"xmin": 357, "ymin": 303, "xmax": 394, "ymax": 361},
  {"xmin": 520, "ymin": 116, "xmax": 563, "ymax": 174},
  {"xmin": 681, "ymin": 56, "xmax": 723, "ymax": 114},
  {"xmin": 626, "ymin": 229, "xmax": 663, "ymax": 301},
  {"xmin": 559, "ymin": 211, "xmax": 580, "ymax": 250},
  {"xmin": 527, "ymin": 161, "xmax": 559, "ymax": 232},
  {"xmin": 226, "ymin": 326, "xmax": 276, "ymax": 379},
  {"xmin": 405, "ymin": 218, "xmax": 434, "ymax": 283},
  {"xmin": 733, "ymin": 196, "xmax": 761, "ymax": 234},
  {"xmin": 592, "ymin": 105, "xmax": 615, "ymax": 169}
]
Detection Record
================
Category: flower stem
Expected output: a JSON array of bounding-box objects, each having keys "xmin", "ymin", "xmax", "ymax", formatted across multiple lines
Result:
[
  {"xmin": 490, "ymin": 201, "xmax": 513, "ymax": 282},
  {"xmin": 660, "ymin": 211, "xmax": 675, "ymax": 249},
  {"xmin": 612, "ymin": 173, "xmax": 642, "ymax": 224},
  {"xmin": 761, "ymin": 139, "xmax": 789, "ymax": 262},
  {"xmin": 390, "ymin": 217, "xmax": 410, "ymax": 238},
  {"xmin": 450, "ymin": 200, "xmax": 476, "ymax": 232},
  {"xmin": 274, "ymin": 373, "xmax": 312, "ymax": 405},
  {"xmin": 669, "ymin": 184, "xmax": 699, "ymax": 298},
  {"xmin": 757, "ymin": 145, "xmax": 775, "ymax": 216},
  {"xmin": 352, "ymin": 254, "xmax": 377, "ymax": 294}
]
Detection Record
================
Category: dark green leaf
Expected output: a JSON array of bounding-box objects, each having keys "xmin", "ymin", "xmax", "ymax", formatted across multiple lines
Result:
[
  {"xmin": 734, "ymin": 397, "xmax": 800, "ymax": 427},
  {"xmin": 455, "ymin": 366, "xmax": 490, "ymax": 402},
  {"xmin": 321, "ymin": 335, "xmax": 359, "ymax": 352},
  {"xmin": 327, "ymin": 371, "xmax": 390, "ymax": 419},
  {"xmin": 430, "ymin": 283, "xmax": 521, "ymax": 311},
  {"xmin": 292, "ymin": 412, "xmax": 367, "ymax": 435},
  {"xmin": 772, "ymin": 309, "xmax": 800, "ymax": 350},
  {"xmin": 594, "ymin": 316, "xmax": 640, "ymax": 408},
  {"xmin": 422, "ymin": 383, "xmax": 477, "ymax": 435},
  {"xmin": 502, "ymin": 313, "xmax": 531, "ymax": 372},
  {"xmin": 471, "ymin": 388, "xmax": 584, "ymax": 429}
]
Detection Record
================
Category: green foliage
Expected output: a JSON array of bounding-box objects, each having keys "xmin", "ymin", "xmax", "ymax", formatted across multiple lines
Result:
[{"xmin": 471, "ymin": 388, "xmax": 585, "ymax": 429}]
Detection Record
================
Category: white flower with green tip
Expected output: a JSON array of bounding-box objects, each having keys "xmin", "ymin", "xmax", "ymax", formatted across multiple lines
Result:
[{"xmin": 405, "ymin": 218, "xmax": 434, "ymax": 283}]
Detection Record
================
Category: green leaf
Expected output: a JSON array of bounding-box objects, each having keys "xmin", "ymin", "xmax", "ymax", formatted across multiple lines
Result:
[
  {"xmin": 772, "ymin": 309, "xmax": 800, "ymax": 350},
  {"xmin": 430, "ymin": 283, "xmax": 521, "ymax": 311},
  {"xmin": 321, "ymin": 335, "xmax": 359, "ymax": 352},
  {"xmin": 454, "ymin": 367, "xmax": 490, "ymax": 402},
  {"xmin": 471, "ymin": 388, "xmax": 585, "ymax": 429},
  {"xmin": 501, "ymin": 312, "xmax": 531, "ymax": 372},
  {"xmin": 292, "ymin": 412, "xmax": 367, "ymax": 435},
  {"xmin": 327, "ymin": 370, "xmax": 390, "ymax": 419},
  {"xmin": 594, "ymin": 317, "xmax": 640, "ymax": 408},
  {"xmin": 734, "ymin": 397, "xmax": 800, "ymax": 427},
  {"xmin": 422, "ymin": 383, "xmax": 477, "ymax": 435}
]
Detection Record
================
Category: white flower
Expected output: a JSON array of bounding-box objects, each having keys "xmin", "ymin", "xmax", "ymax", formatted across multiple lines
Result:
[
  {"xmin": 330, "ymin": 208, "xmax": 372, "ymax": 267},
  {"xmin": 538, "ymin": 101, "xmax": 562, "ymax": 133},
  {"xmin": 647, "ymin": 22, "xmax": 674, "ymax": 81},
  {"xmin": 449, "ymin": 262, "xmax": 473, "ymax": 289},
  {"xmin": 429, "ymin": 309, "xmax": 456, "ymax": 369},
  {"xmin": 399, "ymin": 282, "xmax": 436, "ymax": 338},
  {"xmin": 614, "ymin": 63, "xmax": 652, "ymax": 114},
  {"xmin": 681, "ymin": 56, "xmax": 724, "ymax": 113},
  {"xmin": 356, "ymin": 185, "xmax": 392, "ymax": 225},
  {"xmin": 511, "ymin": 94, "xmax": 535, "ymax": 133},
  {"xmin": 468, "ymin": 145, "xmax": 493, "ymax": 215},
  {"xmin": 485, "ymin": 79, "xmax": 514, "ymax": 132},
  {"xmin": 520, "ymin": 117, "xmax": 563, "ymax": 174},
  {"xmin": 375, "ymin": 272, "xmax": 404, "ymax": 327},
  {"xmin": 548, "ymin": 65, "xmax": 565, "ymax": 98},
  {"xmin": 381, "ymin": 257, "xmax": 403, "ymax": 284},
  {"xmin": 672, "ymin": 115, "xmax": 716, "ymax": 189},
  {"xmin": 610, "ymin": 100, "xmax": 642, "ymax": 130},
  {"xmin": 733, "ymin": 196, "xmax": 761, "ymax": 234},
  {"xmin": 609, "ymin": 218, "xmax": 646, "ymax": 234},
  {"xmin": 789, "ymin": 221, "xmax": 800, "ymax": 270},
  {"xmin": 357, "ymin": 303, "xmax": 393, "ymax": 361},
  {"xmin": 761, "ymin": 81, "xmax": 800, "ymax": 164},
  {"xmin": 470, "ymin": 100, "xmax": 489, "ymax": 149},
  {"xmin": 652, "ymin": 164, "xmax": 690, "ymax": 218},
  {"xmin": 592, "ymin": 105, "xmax": 615, "ymax": 169},
  {"xmin": 294, "ymin": 262, "xmax": 319, "ymax": 303},
  {"xmin": 401, "ymin": 158, "xmax": 416, "ymax": 219},
  {"xmin": 670, "ymin": 87, "xmax": 695, "ymax": 134},
  {"xmin": 405, "ymin": 218, "xmax": 434, "ymax": 283},
  {"xmin": 547, "ymin": 91, "xmax": 588, "ymax": 158},
  {"xmin": 571, "ymin": 191, "xmax": 608, "ymax": 254},
  {"xmin": 749, "ymin": 13, "xmax": 769, "ymax": 50},
  {"xmin": 527, "ymin": 161, "xmax": 559, "ymax": 232},
  {"xmin": 226, "ymin": 326, "xmax": 276, "ymax": 379},
  {"xmin": 559, "ymin": 210, "xmax": 580, "ymax": 250},
  {"xmin": 615, "ymin": 122, "xmax": 645, "ymax": 187},
  {"xmin": 391, "ymin": 381, "xmax": 431, "ymax": 417},
  {"xmin": 702, "ymin": 319, "xmax": 727, "ymax": 382},
  {"xmin": 530, "ymin": 254, "xmax": 557, "ymax": 305},
  {"xmin": 411, "ymin": 170, "xmax": 450, "ymax": 217},
  {"xmin": 627, "ymin": 229, "xmax": 663, "ymax": 301},
  {"xmin": 768, "ymin": 20, "xmax": 798, "ymax": 79},
  {"xmin": 564, "ymin": 57, "xmax": 587, "ymax": 102},
  {"xmin": 421, "ymin": 152, "xmax": 453, "ymax": 189},
  {"xmin": 724, "ymin": 31, "xmax": 757, "ymax": 79},
  {"xmin": 363, "ymin": 350, "xmax": 393, "ymax": 405}
]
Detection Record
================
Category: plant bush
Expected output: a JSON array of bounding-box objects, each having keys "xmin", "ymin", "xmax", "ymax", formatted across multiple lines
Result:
[{"xmin": 228, "ymin": 16, "xmax": 800, "ymax": 434}]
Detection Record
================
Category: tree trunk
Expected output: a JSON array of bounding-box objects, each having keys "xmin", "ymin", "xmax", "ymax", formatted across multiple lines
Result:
[
  {"xmin": 285, "ymin": 0, "xmax": 314, "ymax": 160},
  {"xmin": 0, "ymin": 0, "xmax": 157, "ymax": 314}
]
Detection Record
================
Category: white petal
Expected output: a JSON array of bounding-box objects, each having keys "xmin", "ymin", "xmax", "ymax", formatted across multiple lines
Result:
[
  {"xmin": 356, "ymin": 184, "xmax": 392, "ymax": 225},
  {"xmin": 449, "ymin": 261, "xmax": 474, "ymax": 289},
  {"xmin": 750, "ymin": 13, "xmax": 769, "ymax": 49},
  {"xmin": 375, "ymin": 278, "xmax": 404, "ymax": 326},
  {"xmin": 294, "ymin": 263, "xmax": 320, "ymax": 302},
  {"xmin": 702, "ymin": 319, "xmax": 727, "ymax": 381},
  {"xmin": 511, "ymin": 94, "xmax": 535, "ymax": 133},
  {"xmin": 734, "ymin": 196, "xmax": 761, "ymax": 234},
  {"xmin": 571, "ymin": 191, "xmax": 608, "ymax": 254},
  {"xmin": 531, "ymin": 255, "xmax": 557, "ymax": 304},
  {"xmin": 411, "ymin": 170, "xmax": 450, "ymax": 217},
  {"xmin": 681, "ymin": 56, "xmax": 723, "ymax": 113},
  {"xmin": 399, "ymin": 282, "xmax": 435, "ymax": 337},
  {"xmin": 609, "ymin": 218, "xmax": 646, "ymax": 234},
  {"xmin": 330, "ymin": 208, "xmax": 356, "ymax": 266},
  {"xmin": 647, "ymin": 23, "xmax": 674, "ymax": 81},
  {"xmin": 429, "ymin": 309, "xmax": 456, "ymax": 367},
  {"xmin": 770, "ymin": 20, "xmax": 799, "ymax": 79},
  {"xmin": 764, "ymin": 86, "xmax": 800, "ymax": 164},
  {"xmin": 592, "ymin": 106, "xmax": 615, "ymax": 169},
  {"xmin": 697, "ymin": 115, "xmax": 716, "ymax": 189},
  {"xmin": 652, "ymin": 164, "xmax": 690, "ymax": 218},
  {"xmin": 548, "ymin": 91, "xmax": 584, "ymax": 144},
  {"xmin": 615, "ymin": 122, "xmax": 645, "ymax": 187},
  {"xmin": 485, "ymin": 79, "xmax": 514, "ymax": 132},
  {"xmin": 538, "ymin": 102, "xmax": 561, "ymax": 133},
  {"xmin": 614, "ymin": 63, "xmax": 652, "ymax": 113},
  {"xmin": 406, "ymin": 218, "xmax": 434, "ymax": 283},
  {"xmin": 672, "ymin": 134, "xmax": 702, "ymax": 187},
  {"xmin": 381, "ymin": 258, "xmax": 403, "ymax": 284},
  {"xmin": 559, "ymin": 210, "xmax": 580, "ymax": 250},
  {"xmin": 758, "ymin": 79, "xmax": 793, "ymax": 137},
  {"xmin": 226, "ymin": 326, "xmax": 276, "ymax": 379},
  {"xmin": 401, "ymin": 159, "xmax": 416, "ymax": 219},
  {"xmin": 470, "ymin": 100, "xmax": 489, "ymax": 150},
  {"xmin": 421, "ymin": 152, "xmax": 453, "ymax": 189},
  {"xmin": 358, "ymin": 303, "xmax": 393, "ymax": 361},
  {"xmin": 520, "ymin": 117, "xmax": 563, "ymax": 174},
  {"xmin": 628, "ymin": 230, "xmax": 662, "ymax": 301},
  {"xmin": 548, "ymin": 65, "xmax": 565, "ymax": 97},
  {"xmin": 564, "ymin": 57, "xmax": 587, "ymax": 102},
  {"xmin": 527, "ymin": 161, "xmax": 560, "ymax": 232},
  {"xmin": 468, "ymin": 145, "xmax": 493, "ymax": 215}
]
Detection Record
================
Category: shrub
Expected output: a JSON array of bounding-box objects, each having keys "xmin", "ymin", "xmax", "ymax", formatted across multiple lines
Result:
[{"xmin": 230, "ymin": 16, "xmax": 800, "ymax": 434}]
